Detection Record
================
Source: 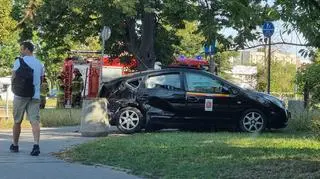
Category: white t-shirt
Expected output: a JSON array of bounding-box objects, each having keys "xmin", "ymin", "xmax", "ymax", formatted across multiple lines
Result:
[{"xmin": 12, "ymin": 56, "xmax": 44, "ymax": 99}]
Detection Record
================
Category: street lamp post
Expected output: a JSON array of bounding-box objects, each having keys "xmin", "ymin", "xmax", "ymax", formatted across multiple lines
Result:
[{"xmin": 100, "ymin": 26, "xmax": 111, "ymax": 85}]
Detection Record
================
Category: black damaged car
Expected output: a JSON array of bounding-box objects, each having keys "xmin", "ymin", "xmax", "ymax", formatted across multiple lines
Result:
[{"xmin": 99, "ymin": 67, "xmax": 290, "ymax": 134}]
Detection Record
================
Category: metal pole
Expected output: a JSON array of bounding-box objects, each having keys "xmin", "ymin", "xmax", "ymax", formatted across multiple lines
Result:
[
  {"xmin": 264, "ymin": 39, "xmax": 267, "ymax": 92},
  {"xmin": 83, "ymin": 67, "xmax": 88, "ymax": 99},
  {"xmin": 100, "ymin": 40, "xmax": 105, "ymax": 86},
  {"xmin": 5, "ymin": 86, "xmax": 9, "ymax": 119},
  {"xmin": 267, "ymin": 37, "xmax": 271, "ymax": 94}
]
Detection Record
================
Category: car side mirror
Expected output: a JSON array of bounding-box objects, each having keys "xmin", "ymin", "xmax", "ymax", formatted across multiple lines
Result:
[
  {"xmin": 230, "ymin": 87, "xmax": 240, "ymax": 95},
  {"xmin": 221, "ymin": 86, "xmax": 230, "ymax": 94}
]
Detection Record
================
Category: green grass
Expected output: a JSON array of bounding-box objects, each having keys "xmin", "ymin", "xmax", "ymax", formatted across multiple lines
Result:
[
  {"xmin": 59, "ymin": 131, "xmax": 320, "ymax": 178},
  {"xmin": 0, "ymin": 118, "xmax": 31, "ymax": 129},
  {"xmin": 286, "ymin": 108, "xmax": 320, "ymax": 140},
  {"xmin": 0, "ymin": 98, "xmax": 57, "ymax": 108},
  {"xmin": 40, "ymin": 109, "xmax": 81, "ymax": 127},
  {"xmin": 0, "ymin": 109, "xmax": 81, "ymax": 129}
]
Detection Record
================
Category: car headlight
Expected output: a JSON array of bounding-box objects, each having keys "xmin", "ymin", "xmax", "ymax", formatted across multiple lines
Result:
[{"xmin": 263, "ymin": 94, "xmax": 285, "ymax": 108}]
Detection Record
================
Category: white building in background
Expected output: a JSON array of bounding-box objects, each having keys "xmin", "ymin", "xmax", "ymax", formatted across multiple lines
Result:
[
  {"xmin": 228, "ymin": 65, "xmax": 257, "ymax": 89},
  {"xmin": 229, "ymin": 50, "xmax": 303, "ymax": 66},
  {"xmin": 228, "ymin": 49, "xmax": 305, "ymax": 90}
]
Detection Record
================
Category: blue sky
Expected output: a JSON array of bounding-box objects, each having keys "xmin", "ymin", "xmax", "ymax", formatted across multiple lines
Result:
[
  {"xmin": 222, "ymin": 21, "xmax": 308, "ymax": 55},
  {"xmin": 220, "ymin": 0, "xmax": 309, "ymax": 60}
]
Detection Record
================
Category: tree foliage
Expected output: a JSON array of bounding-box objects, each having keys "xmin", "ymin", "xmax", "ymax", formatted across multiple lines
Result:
[
  {"xmin": 34, "ymin": 0, "xmax": 270, "ymax": 69},
  {"xmin": 173, "ymin": 20, "xmax": 205, "ymax": 58},
  {"xmin": 0, "ymin": 0, "xmax": 19, "ymax": 76},
  {"xmin": 256, "ymin": 60, "xmax": 296, "ymax": 94},
  {"xmin": 270, "ymin": 61, "xmax": 296, "ymax": 93},
  {"xmin": 274, "ymin": 0, "xmax": 320, "ymax": 48},
  {"xmin": 197, "ymin": 0, "xmax": 271, "ymax": 50},
  {"xmin": 0, "ymin": 0, "xmax": 17, "ymax": 43},
  {"xmin": 296, "ymin": 52, "xmax": 320, "ymax": 107}
]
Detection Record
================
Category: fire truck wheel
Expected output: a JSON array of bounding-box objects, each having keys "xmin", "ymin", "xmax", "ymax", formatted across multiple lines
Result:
[{"xmin": 116, "ymin": 107, "xmax": 144, "ymax": 134}]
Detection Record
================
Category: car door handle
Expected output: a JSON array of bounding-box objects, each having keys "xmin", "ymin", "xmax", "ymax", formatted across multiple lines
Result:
[{"xmin": 187, "ymin": 96, "xmax": 199, "ymax": 102}]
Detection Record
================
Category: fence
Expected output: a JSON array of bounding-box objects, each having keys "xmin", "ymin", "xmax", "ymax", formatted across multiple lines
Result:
[{"xmin": 0, "ymin": 99, "xmax": 10, "ymax": 119}]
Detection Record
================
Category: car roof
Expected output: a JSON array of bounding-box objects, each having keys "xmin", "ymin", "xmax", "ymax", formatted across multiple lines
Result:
[
  {"xmin": 103, "ymin": 67, "xmax": 202, "ymax": 84},
  {"xmin": 129, "ymin": 67, "xmax": 207, "ymax": 77},
  {"xmin": 104, "ymin": 67, "xmax": 241, "ymax": 90}
]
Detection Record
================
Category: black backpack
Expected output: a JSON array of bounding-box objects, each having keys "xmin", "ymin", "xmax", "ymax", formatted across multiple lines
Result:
[{"xmin": 12, "ymin": 57, "xmax": 35, "ymax": 97}]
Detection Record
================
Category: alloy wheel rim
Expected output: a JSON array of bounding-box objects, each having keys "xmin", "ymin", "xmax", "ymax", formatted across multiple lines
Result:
[
  {"xmin": 242, "ymin": 112, "xmax": 264, "ymax": 132},
  {"xmin": 119, "ymin": 110, "xmax": 140, "ymax": 130}
]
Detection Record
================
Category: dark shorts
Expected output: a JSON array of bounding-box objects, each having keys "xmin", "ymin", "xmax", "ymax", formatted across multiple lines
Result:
[{"xmin": 13, "ymin": 96, "xmax": 40, "ymax": 123}]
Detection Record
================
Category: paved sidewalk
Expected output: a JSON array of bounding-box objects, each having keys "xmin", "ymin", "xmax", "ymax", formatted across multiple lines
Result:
[{"xmin": 0, "ymin": 126, "xmax": 141, "ymax": 179}]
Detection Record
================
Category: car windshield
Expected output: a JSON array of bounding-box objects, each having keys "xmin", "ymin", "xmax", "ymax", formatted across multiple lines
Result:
[{"xmin": 200, "ymin": 70, "xmax": 245, "ymax": 91}]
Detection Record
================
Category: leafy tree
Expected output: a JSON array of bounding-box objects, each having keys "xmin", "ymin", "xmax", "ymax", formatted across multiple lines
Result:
[
  {"xmin": 34, "ymin": 0, "xmax": 173, "ymax": 69},
  {"xmin": 274, "ymin": 0, "xmax": 320, "ymax": 48},
  {"xmin": 34, "ymin": 0, "xmax": 270, "ymax": 70},
  {"xmin": 154, "ymin": 24, "xmax": 180, "ymax": 65},
  {"xmin": 0, "ymin": 0, "xmax": 19, "ymax": 76},
  {"xmin": 173, "ymin": 20, "xmax": 205, "ymax": 57},
  {"xmin": 270, "ymin": 61, "xmax": 296, "ymax": 93},
  {"xmin": 0, "ymin": 0, "xmax": 17, "ymax": 43},
  {"xmin": 256, "ymin": 64, "xmax": 267, "ymax": 92},
  {"xmin": 256, "ymin": 60, "xmax": 296, "ymax": 94},
  {"xmin": 296, "ymin": 51, "xmax": 320, "ymax": 107},
  {"xmin": 275, "ymin": 0, "xmax": 320, "ymax": 106},
  {"xmin": 0, "ymin": 34, "xmax": 20, "ymax": 76},
  {"xmin": 196, "ymin": 0, "xmax": 273, "ymax": 72},
  {"xmin": 10, "ymin": 0, "xmax": 42, "ymax": 41}
]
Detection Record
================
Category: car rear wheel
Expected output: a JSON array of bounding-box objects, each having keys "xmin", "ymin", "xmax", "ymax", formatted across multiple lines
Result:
[
  {"xmin": 116, "ymin": 107, "xmax": 143, "ymax": 134},
  {"xmin": 239, "ymin": 110, "xmax": 266, "ymax": 133}
]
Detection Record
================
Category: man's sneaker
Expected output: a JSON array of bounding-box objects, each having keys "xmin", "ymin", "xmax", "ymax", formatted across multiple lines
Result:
[
  {"xmin": 10, "ymin": 144, "xmax": 19, "ymax": 153},
  {"xmin": 30, "ymin": 145, "xmax": 40, "ymax": 156}
]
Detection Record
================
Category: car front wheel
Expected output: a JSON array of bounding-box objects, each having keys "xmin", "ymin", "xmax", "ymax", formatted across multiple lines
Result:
[
  {"xmin": 239, "ymin": 110, "xmax": 266, "ymax": 133},
  {"xmin": 116, "ymin": 107, "xmax": 143, "ymax": 134}
]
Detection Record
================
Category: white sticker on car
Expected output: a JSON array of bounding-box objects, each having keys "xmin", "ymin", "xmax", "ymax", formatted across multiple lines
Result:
[{"xmin": 205, "ymin": 99, "xmax": 213, "ymax": 111}]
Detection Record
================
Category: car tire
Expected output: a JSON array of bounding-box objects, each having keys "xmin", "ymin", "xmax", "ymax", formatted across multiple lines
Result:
[
  {"xmin": 239, "ymin": 109, "xmax": 266, "ymax": 133},
  {"xmin": 116, "ymin": 107, "xmax": 144, "ymax": 134}
]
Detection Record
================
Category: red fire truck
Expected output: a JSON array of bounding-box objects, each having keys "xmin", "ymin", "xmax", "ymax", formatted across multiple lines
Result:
[{"xmin": 61, "ymin": 53, "xmax": 138, "ymax": 106}]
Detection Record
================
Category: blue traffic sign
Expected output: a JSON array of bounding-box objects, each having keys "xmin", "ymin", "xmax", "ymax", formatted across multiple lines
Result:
[
  {"xmin": 204, "ymin": 45, "xmax": 210, "ymax": 54},
  {"xmin": 263, "ymin": 21, "xmax": 275, "ymax": 38},
  {"xmin": 204, "ymin": 40, "xmax": 216, "ymax": 55}
]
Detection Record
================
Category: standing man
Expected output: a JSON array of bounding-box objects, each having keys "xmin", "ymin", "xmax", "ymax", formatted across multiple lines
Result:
[
  {"xmin": 71, "ymin": 68, "xmax": 84, "ymax": 108},
  {"xmin": 10, "ymin": 41, "xmax": 44, "ymax": 156},
  {"xmin": 40, "ymin": 74, "xmax": 49, "ymax": 109},
  {"xmin": 56, "ymin": 74, "xmax": 65, "ymax": 108}
]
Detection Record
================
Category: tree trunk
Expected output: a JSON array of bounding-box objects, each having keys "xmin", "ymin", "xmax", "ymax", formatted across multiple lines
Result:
[
  {"xmin": 303, "ymin": 84, "xmax": 309, "ymax": 108},
  {"xmin": 138, "ymin": 12, "xmax": 156, "ymax": 70},
  {"xmin": 126, "ymin": 18, "xmax": 139, "ymax": 55},
  {"xmin": 209, "ymin": 56, "xmax": 216, "ymax": 74}
]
